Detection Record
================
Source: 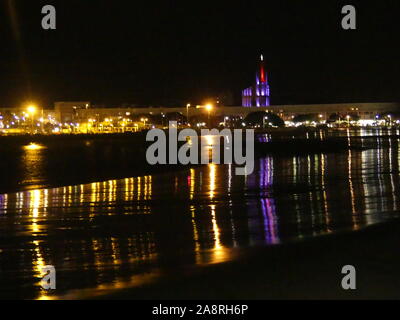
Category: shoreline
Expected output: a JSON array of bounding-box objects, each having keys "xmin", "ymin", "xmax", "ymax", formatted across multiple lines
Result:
[{"xmin": 88, "ymin": 219, "xmax": 400, "ymax": 300}]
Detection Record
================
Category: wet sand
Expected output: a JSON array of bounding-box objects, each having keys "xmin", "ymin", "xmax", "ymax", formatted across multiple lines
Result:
[{"xmin": 95, "ymin": 220, "xmax": 400, "ymax": 300}]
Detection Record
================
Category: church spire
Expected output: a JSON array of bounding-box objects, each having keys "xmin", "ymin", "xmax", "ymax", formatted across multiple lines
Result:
[{"xmin": 260, "ymin": 54, "xmax": 266, "ymax": 83}]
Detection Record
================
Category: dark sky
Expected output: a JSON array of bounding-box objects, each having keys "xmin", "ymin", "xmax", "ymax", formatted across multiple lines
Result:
[{"xmin": 1, "ymin": 0, "xmax": 400, "ymax": 107}]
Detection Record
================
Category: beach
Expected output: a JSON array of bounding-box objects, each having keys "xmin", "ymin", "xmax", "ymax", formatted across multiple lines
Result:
[{"xmin": 94, "ymin": 220, "xmax": 400, "ymax": 300}]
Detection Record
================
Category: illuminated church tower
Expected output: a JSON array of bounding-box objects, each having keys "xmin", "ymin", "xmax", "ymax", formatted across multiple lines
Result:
[{"xmin": 242, "ymin": 55, "xmax": 271, "ymax": 107}]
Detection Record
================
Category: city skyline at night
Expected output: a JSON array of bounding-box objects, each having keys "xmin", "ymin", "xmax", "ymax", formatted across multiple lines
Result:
[{"xmin": 3, "ymin": 0, "xmax": 400, "ymax": 307}]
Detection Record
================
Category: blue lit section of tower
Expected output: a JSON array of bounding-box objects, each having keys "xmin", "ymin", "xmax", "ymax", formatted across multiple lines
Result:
[
  {"xmin": 242, "ymin": 87, "xmax": 252, "ymax": 107},
  {"xmin": 242, "ymin": 55, "xmax": 270, "ymax": 107}
]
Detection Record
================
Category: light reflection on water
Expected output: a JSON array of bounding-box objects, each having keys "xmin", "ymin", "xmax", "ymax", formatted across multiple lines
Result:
[
  {"xmin": 0, "ymin": 130, "xmax": 399, "ymax": 299},
  {"xmin": 21, "ymin": 143, "xmax": 47, "ymax": 189}
]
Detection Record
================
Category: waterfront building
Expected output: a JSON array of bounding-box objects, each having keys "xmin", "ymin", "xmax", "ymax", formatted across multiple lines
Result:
[{"xmin": 54, "ymin": 101, "xmax": 91, "ymax": 123}]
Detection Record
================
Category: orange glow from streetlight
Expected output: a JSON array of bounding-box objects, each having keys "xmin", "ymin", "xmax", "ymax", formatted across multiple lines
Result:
[{"xmin": 27, "ymin": 105, "xmax": 37, "ymax": 115}]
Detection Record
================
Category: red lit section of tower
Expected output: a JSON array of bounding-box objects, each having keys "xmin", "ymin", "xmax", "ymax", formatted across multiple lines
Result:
[{"xmin": 260, "ymin": 54, "xmax": 266, "ymax": 83}]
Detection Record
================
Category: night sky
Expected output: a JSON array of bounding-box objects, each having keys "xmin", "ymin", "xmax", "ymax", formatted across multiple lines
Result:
[{"xmin": 1, "ymin": 0, "xmax": 400, "ymax": 107}]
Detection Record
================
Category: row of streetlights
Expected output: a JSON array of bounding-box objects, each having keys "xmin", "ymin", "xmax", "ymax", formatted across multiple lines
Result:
[{"xmin": 17, "ymin": 103, "xmax": 216, "ymax": 133}]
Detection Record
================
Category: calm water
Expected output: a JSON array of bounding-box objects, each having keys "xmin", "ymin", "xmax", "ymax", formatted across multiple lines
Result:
[{"xmin": 0, "ymin": 129, "xmax": 400, "ymax": 299}]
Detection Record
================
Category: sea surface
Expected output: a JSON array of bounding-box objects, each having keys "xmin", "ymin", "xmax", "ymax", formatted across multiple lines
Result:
[{"xmin": 0, "ymin": 128, "xmax": 399, "ymax": 299}]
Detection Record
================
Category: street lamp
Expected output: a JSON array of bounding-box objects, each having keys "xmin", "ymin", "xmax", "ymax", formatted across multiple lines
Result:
[
  {"xmin": 205, "ymin": 104, "xmax": 213, "ymax": 128},
  {"xmin": 141, "ymin": 118, "xmax": 148, "ymax": 128},
  {"xmin": 27, "ymin": 105, "xmax": 36, "ymax": 115},
  {"xmin": 186, "ymin": 103, "xmax": 191, "ymax": 126},
  {"xmin": 27, "ymin": 105, "xmax": 37, "ymax": 134},
  {"xmin": 224, "ymin": 116, "xmax": 229, "ymax": 127},
  {"xmin": 346, "ymin": 115, "xmax": 351, "ymax": 126},
  {"xmin": 263, "ymin": 116, "xmax": 268, "ymax": 128}
]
